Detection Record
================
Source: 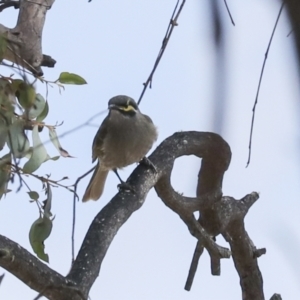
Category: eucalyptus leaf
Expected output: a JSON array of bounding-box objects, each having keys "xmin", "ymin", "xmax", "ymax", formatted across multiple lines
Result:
[
  {"xmin": 0, "ymin": 79, "xmax": 16, "ymax": 118},
  {"xmin": 0, "ymin": 152, "xmax": 11, "ymax": 200},
  {"xmin": 27, "ymin": 191, "xmax": 39, "ymax": 201},
  {"xmin": 16, "ymin": 83, "xmax": 36, "ymax": 110},
  {"xmin": 27, "ymin": 93, "xmax": 46, "ymax": 120},
  {"xmin": 36, "ymin": 100, "xmax": 49, "ymax": 122},
  {"xmin": 29, "ymin": 216, "xmax": 53, "ymax": 262},
  {"xmin": 0, "ymin": 34, "xmax": 7, "ymax": 62},
  {"xmin": 23, "ymin": 125, "xmax": 48, "ymax": 173},
  {"xmin": 49, "ymin": 128, "xmax": 73, "ymax": 157},
  {"xmin": 43, "ymin": 183, "xmax": 52, "ymax": 217},
  {"xmin": 0, "ymin": 116, "xmax": 8, "ymax": 150},
  {"xmin": 58, "ymin": 72, "xmax": 87, "ymax": 85},
  {"xmin": 6, "ymin": 118, "xmax": 30, "ymax": 158}
]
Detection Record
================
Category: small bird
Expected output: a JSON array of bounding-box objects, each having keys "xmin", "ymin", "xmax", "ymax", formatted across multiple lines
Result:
[{"xmin": 82, "ymin": 95, "xmax": 158, "ymax": 202}]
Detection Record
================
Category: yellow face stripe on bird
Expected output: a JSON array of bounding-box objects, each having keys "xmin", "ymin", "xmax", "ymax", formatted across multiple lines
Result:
[{"xmin": 119, "ymin": 104, "xmax": 136, "ymax": 112}]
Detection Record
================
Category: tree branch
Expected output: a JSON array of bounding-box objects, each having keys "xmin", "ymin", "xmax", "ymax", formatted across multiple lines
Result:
[
  {"xmin": 0, "ymin": 131, "xmax": 273, "ymax": 299},
  {"xmin": 0, "ymin": 234, "xmax": 82, "ymax": 300},
  {"xmin": 0, "ymin": 0, "xmax": 56, "ymax": 76}
]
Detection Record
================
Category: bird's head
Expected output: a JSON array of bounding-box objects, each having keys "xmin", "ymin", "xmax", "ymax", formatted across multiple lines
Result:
[{"xmin": 108, "ymin": 95, "xmax": 139, "ymax": 116}]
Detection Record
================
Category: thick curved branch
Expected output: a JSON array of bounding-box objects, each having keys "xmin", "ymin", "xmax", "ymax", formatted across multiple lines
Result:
[
  {"xmin": 0, "ymin": 131, "xmax": 270, "ymax": 299},
  {"xmin": 67, "ymin": 131, "xmax": 233, "ymax": 297},
  {"xmin": 0, "ymin": 0, "xmax": 56, "ymax": 76}
]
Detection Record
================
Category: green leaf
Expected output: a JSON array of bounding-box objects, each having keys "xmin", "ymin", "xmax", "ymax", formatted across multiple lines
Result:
[
  {"xmin": 29, "ymin": 216, "xmax": 53, "ymax": 262},
  {"xmin": 6, "ymin": 118, "xmax": 30, "ymax": 158},
  {"xmin": 36, "ymin": 100, "xmax": 49, "ymax": 122},
  {"xmin": 23, "ymin": 125, "xmax": 48, "ymax": 173},
  {"xmin": 0, "ymin": 153, "xmax": 11, "ymax": 200},
  {"xmin": 27, "ymin": 94, "xmax": 46, "ymax": 120},
  {"xmin": 47, "ymin": 155, "xmax": 60, "ymax": 161},
  {"xmin": 0, "ymin": 34, "xmax": 7, "ymax": 62},
  {"xmin": 16, "ymin": 83, "xmax": 36, "ymax": 109},
  {"xmin": 58, "ymin": 72, "xmax": 87, "ymax": 85},
  {"xmin": 0, "ymin": 79, "xmax": 16, "ymax": 118},
  {"xmin": 48, "ymin": 128, "xmax": 73, "ymax": 158},
  {"xmin": 43, "ymin": 183, "xmax": 52, "ymax": 217},
  {"xmin": 0, "ymin": 116, "xmax": 8, "ymax": 151},
  {"xmin": 27, "ymin": 191, "xmax": 39, "ymax": 201}
]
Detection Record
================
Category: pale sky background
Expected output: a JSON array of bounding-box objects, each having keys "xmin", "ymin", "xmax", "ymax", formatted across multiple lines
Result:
[{"xmin": 0, "ymin": 1, "xmax": 300, "ymax": 299}]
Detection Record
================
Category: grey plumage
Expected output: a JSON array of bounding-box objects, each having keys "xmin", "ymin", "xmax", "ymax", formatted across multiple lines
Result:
[{"xmin": 82, "ymin": 95, "xmax": 158, "ymax": 202}]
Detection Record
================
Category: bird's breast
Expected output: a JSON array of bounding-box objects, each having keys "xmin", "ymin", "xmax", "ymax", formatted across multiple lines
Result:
[{"xmin": 100, "ymin": 112, "xmax": 157, "ymax": 169}]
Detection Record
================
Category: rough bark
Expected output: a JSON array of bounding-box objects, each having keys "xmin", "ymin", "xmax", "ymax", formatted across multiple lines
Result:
[{"xmin": 0, "ymin": 0, "xmax": 56, "ymax": 75}]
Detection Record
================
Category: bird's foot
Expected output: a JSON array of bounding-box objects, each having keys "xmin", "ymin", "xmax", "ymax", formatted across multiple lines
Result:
[
  {"xmin": 117, "ymin": 181, "xmax": 135, "ymax": 193},
  {"xmin": 139, "ymin": 157, "xmax": 157, "ymax": 173}
]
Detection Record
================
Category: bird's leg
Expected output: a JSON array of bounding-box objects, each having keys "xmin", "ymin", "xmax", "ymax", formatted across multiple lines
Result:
[
  {"xmin": 113, "ymin": 169, "xmax": 135, "ymax": 193},
  {"xmin": 139, "ymin": 157, "xmax": 157, "ymax": 173}
]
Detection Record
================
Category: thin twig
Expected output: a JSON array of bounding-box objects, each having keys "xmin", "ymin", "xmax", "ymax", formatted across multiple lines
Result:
[
  {"xmin": 223, "ymin": 0, "xmax": 235, "ymax": 26},
  {"xmin": 246, "ymin": 2, "xmax": 285, "ymax": 167},
  {"xmin": 287, "ymin": 28, "xmax": 293, "ymax": 37},
  {"xmin": 137, "ymin": 0, "xmax": 186, "ymax": 105},
  {"xmin": 71, "ymin": 166, "xmax": 96, "ymax": 263},
  {"xmin": 44, "ymin": 110, "xmax": 107, "ymax": 146}
]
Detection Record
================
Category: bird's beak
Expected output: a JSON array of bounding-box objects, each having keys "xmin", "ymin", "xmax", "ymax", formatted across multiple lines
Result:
[{"xmin": 108, "ymin": 104, "xmax": 117, "ymax": 110}]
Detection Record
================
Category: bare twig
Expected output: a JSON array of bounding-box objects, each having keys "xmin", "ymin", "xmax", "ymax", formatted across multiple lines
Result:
[
  {"xmin": 223, "ymin": 0, "xmax": 235, "ymax": 26},
  {"xmin": 137, "ymin": 0, "xmax": 186, "ymax": 105},
  {"xmin": 71, "ymin": 166, "xmax": 96, "ymax": 263},
  {"xmin": 246, "ymin": 2, "xmax": 285, "ymax": 167}
]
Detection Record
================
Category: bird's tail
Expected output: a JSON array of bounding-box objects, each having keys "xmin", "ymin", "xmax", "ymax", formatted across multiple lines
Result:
[{"xmin": 82, "ymin": 162, "xmax": 109, "ymax": 202}]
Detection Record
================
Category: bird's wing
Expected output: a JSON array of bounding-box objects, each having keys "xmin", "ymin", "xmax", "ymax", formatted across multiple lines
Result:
[{"xmin": 92, "ymin": 115, "xmax": 109, "ymax": 163}]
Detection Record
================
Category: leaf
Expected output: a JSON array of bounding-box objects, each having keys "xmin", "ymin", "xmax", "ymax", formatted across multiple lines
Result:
[
  {"xmin": 23, "ymin": 125, "xmax": 48, "ymax": 173},
  {"xmin": 0, "ymin": 34, "xmax": 7, "ymax": 62},
  {"xmin": 27, "ymin": 191, "xmax": 39, "ymax": 201},
  {"xmin": 6, "ymin": 118, "xmax": 30, "ymax": 158},
  {"xmin": 48, "ymin": 128, "xmax": 73, "ymax": 157},
  {"xmin": 0, "ymin": 153, "xmax": 11, "ymax": 200},
  {"xmin": 58, "ymin": 72, "xmax": 87, "ymax": 85},
  {"xmin": 29, "ymin": 216, "xmax": 53, "ymax": 262},
  {"xmin": 27, "ymin": 94, "xmax": 46, "ymax": 120},
  {"xmin": 16, "ymin": 82, "xmax": 36, "ymax": 109},
  {"xmin": 36, "ymin": 100, "xmax": 49, "ymax": 122},
  {"xmin": 0, "ymin": 79, "xmax": 16, "ymax": 118},
  {"xmin": 0, "ymin": 273, "xmax": 5, "ymax": 286},
  {"xmin": 0, "ymin": 116, "xmax": 8, "ymax": 150},
  {"xmin": 43, "ymin": 183, "xmax": 52, "ymax": 217}
]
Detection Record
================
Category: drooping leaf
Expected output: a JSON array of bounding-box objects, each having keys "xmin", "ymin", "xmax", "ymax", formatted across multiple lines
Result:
[
  {"xmin": 0, "ymin": 34, "xmax": 7, "ymax": 62},
  {"xmin": 43, "ymin": 183, "xmax": 52, "ymax": 218},
  {"xmin": 29, "ymin": 215, "xmax": 53, "ymax": 262},
  {"xmin": 0, "ymin": 116, "xmax": 8, "ymax": 151},
  {"xmin": 27, "ymin": 191, "xmax": 39, "ymax": 201},
  {"xmin": 46, "ymin": 155, "xmax": 60, "ymax": 161},
  {"xmin": 48, "ymin": 127, "xmax": 73, "ymax": 157},
  {"xmin": 16, "ymin": 82, "xmax": 36, "ymax": 109},
  {"xmin": 58, "ymin": 72, "xmax": 87, "ymax": 85},
  {"xmin": 0, "ymin": 273, "xmax": 4, "ymax": 286},
  {"xmin": 27, "ymin": 93, "xmax": 46, "ymax": 120},
  {"xmin": 6, "ymin": 118, "xmax": 30, "ymax": 158},
  {"xmin": 0, "ymin": 152, "xmax": 11, "ymax": 200},
  {"xmin": 0, "ymin": 79, "xmax": 16, "ymax": 118},
  {"xmin": 36, "ymin": 100, "xmax": 49, "ymax": 122},
  {"xmin": 23, "ymin": 125, "xmax": 48, "ymax": 173}
]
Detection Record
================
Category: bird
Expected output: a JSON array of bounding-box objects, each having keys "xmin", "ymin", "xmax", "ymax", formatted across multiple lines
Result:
[{"xmin": 82, "ymin": 95, "xmax": 158, "ymax": 202}]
